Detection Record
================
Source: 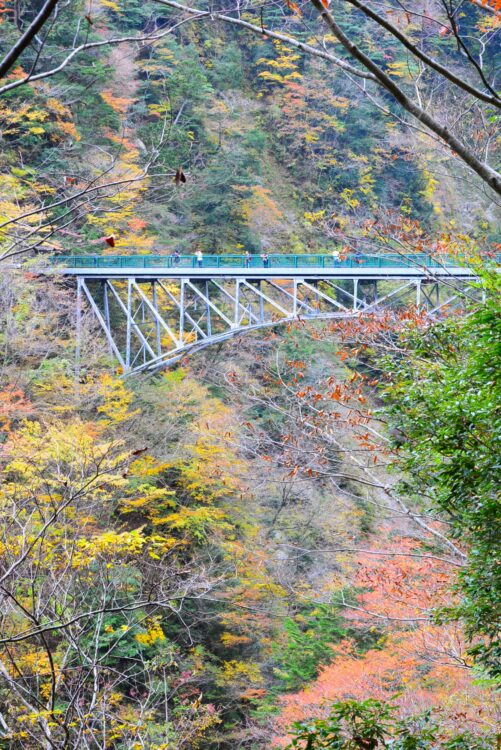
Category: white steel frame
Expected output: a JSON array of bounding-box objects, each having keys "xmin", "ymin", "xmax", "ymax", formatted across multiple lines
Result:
[{"xmin": 74, "ymin": 272, "xmax": 475, "ymax": 374}]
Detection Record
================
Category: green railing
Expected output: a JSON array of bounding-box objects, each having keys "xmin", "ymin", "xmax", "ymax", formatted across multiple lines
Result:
[{"xmin": 54, "ymin": 253, "xmax": 465, "ymax": 270}]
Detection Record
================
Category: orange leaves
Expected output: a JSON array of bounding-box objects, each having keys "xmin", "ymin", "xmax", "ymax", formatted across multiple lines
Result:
[
  {"xmin": 477, "ymin": 0, "xmax": 501, "ymax": 14},
  {"xmin": 0, "ymin": 386, "xmax": 33, "ymax": 434},
  {"xmin": 100, "ymin": 89, "xmax": 133, "ymax": 115},
  {"xmin": 329, "ymin": 385, "xmax": 342, "ymax": 401},
  {"xmin": 285, "ymin": 0, "xmax": 302, "ymax": 15},
  {"xmin": 127, "ymin": 217, "xmax": 147, "ymax": 232},
  {"xmin": 275, "ymin": 531, "xmax": 497, "ymax": 745}
]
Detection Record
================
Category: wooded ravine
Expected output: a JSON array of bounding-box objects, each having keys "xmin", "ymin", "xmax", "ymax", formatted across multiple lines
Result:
[{"xmin": 0, "ymin": 0, "xmax": 500, "ymax": 748}]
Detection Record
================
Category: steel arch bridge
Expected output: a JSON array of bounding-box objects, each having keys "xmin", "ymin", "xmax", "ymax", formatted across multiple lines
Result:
[{"xmin": 53, "ymin": 253, "xmax": 480, "ymax": 374}]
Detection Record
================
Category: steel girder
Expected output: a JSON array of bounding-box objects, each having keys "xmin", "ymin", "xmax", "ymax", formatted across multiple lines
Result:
[{"xmin": 77, "ymin": 275, "xmax": 474, "ymax": 373}]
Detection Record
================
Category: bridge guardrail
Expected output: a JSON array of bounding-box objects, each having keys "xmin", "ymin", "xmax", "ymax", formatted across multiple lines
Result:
[{"xmin": 52, "ymin": 253, "xmax": 464, "ymax": 270}]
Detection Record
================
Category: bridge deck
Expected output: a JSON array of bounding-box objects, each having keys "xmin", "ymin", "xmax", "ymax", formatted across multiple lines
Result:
[
  {"xmin": 58, "ymin": 265, "xmax": 476, "ymax": 279},
  {"xmin": 52, "ymin": 253, "xmax": 478, "ymax": 279}
]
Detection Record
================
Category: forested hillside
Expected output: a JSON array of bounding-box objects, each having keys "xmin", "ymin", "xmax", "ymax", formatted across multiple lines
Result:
[{"xmin": 0, "ymin": 0, "xmax": 500, "ymax": 748}]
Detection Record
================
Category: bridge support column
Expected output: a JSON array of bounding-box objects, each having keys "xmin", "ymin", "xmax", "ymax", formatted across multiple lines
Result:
[
  {"xmin": 234, "ymin": 281, "xmax": 240, "ymax": 328},
  {"xmin": 126, "ymin": 279, "xmax": 132, "ymax": 371},
  {"xmin": 205, "ymin": 281, "xmax": 212, "ymax": 337},
  {"xmin": 103, "ymin": 281, "xmax": 110, "ymax": 330},
  {"xmin": 152, "ymin": 281, "xmax": 162, "ymax": 356},
  {"xmin": 179, "ymin": 280, "xmax": 185, "ymax": 346},
  {"xmin": 353, "ymin": 279, "xmax": 358, "ymax": 312},
  {"xmin": 76, "ymin": 277, "xmax": 83, "ymax": 376},
  {"xmin": 416, "ymin": 280, "xmax": 421, "ymax": 308}
]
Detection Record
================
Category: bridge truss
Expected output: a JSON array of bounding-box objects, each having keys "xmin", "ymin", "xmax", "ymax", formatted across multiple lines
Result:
[{"xmin": 75, "ymin": 272, "xmax": 474, "ymax": 373}]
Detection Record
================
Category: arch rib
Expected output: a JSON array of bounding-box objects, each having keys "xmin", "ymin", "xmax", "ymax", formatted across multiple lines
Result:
[{"xmin": 74, "ymin": 272, "xmax": 478, "ymax": 374}]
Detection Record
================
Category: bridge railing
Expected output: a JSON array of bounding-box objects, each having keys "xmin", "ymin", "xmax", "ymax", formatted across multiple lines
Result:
[{"xmin": 53, "ymin": 253, "xmax": 462, "ymax": 269}]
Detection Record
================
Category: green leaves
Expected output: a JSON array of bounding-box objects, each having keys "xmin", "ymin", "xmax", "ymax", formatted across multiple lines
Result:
[
  {"xmin": 382, "ymin": 270, "xmax": 501, "ymax": 680},
  {"xmin": 285, "ymin": 699, "xmax": 497, "ymax": 749}
]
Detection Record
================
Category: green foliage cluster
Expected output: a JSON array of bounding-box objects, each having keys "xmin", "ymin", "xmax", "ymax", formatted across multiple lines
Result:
[
  {"xmin": 285, "ymin": 699, "xmax": 497, "ymax": 750},
  {"xmin": 273, "ymin": 604, "xmax": 346, "ymax": 691},
  {"xmin": 383, "ymin": 271, "xmax": 501, "ymax": 679}
]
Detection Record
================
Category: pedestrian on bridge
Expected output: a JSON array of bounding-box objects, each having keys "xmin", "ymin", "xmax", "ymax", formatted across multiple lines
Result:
[
  {"xmin": 261, "ymin": 252, "xmax": 269, "ymax": 268},
  {"xmin": 332, "ymin": 249, "xmax": 340, "ymax": 266},
  {"xmin": 245, "ymin": 251, "xmax": 252, "ymax": 268},
  {"xmin": 195, "ymin": 250, "xmax": 203, "ymax": 268},
  {"xmin": 172, "ymin": 249, "xmax": 180, "ymax": 265}
]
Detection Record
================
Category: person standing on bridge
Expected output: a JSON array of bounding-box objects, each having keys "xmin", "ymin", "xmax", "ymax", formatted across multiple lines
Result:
[
  {"xmin": 172, "ymin": 249, "xmax": 180, "ymax": 265},
  {"xmin": 261, "ymin": 252, "xmax": 269, "ymax": 268},
  {"xmin": 195, "ymin": 250, "xmax": 203, "ymax": 268},
  {"xmin": 332, "ymin": 249, "xmax": 340, "ymax": 266},
  {"xmin": 245, "ymin": 251, "xmax": 252, "ymax": 268}
]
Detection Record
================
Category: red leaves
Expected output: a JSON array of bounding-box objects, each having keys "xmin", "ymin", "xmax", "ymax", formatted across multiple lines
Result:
[{"xmin": 104, "ymin": 235, "xmax": 115, "ymax": 247}]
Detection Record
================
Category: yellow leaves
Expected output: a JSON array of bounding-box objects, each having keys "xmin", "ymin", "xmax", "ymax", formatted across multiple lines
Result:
[
  {"xmin": 340, "ymin": 188, "xmax": 360, "ymax": 210},
  {"xmin": 257, "ymin": 55, "xmax": 300, "ymax": 69},
  {"xmin": 115, "ymin": 233, "xmax": 154, "ymax": 253},
  {"xmin": 121, "ymin": 484, "xmax": 176, "ymax": 515},
  {"xmin": 359, "ymin": 168, "xmax": 376, "ymax": 200},
  {"xmin": 387, "ymin": 60, "xmax": 420, "ymax": 82},
  {"xmin": 221, "ymin": 632, "xmax": 253, "ymax": 647},
  {"xmin": 420, "ymin": 167, "xmax": 440, "ymax": 207},
  {"xmin": 305, "ymin": 132, "xmax": 320, "ymax": 144},
  {"xmin": 256, "ymin": 41, "xmax": 302, "ymax": 89},
  {"xmin": 100, "ymin": 0, "xmax": 121, "ymax": 10},
  {"xmin": 72, "ymin": 529, "xmax": 146, "ymax": 568},
  {"xmin": 13, "ymin": 650, "xmax": 55, "ymax": 677},
  {"xmin": 0, "ymin": 96, "xmax": 78, "ymax": 143},
  {"xmin": 129, "ymin": 454, "xmax": 169, "ymax": 478},
  {"xmin": 258, "ymin": 71, "xmax": 288, "ymax": 84},
  {"xmin": 331, "ymin": 96, "xmax": 350, "ymax": 110},
  {"xmin": 153, "ymin": 506, "xmax": 232, "ymax": 541},
  {"xmin": 134, "ymin": 617, "xmax": 166, "ymax": 646},
  {"xmin": 147, "ymin": 533, "xmax": 180, "ymax": 558},
  {"xmin": 148, "ymin": 101, "xmax": 171, "ymax": 118},
  {"xmin": 97, "ymin": 373, "xmax": 139, "ymax": 425},
  {"xmin": 15, "ymin": 708, "xmax": 63, "ymax": 725},
  {"xmin": 303, "ymin": 209, "xmax": 326, "ymax": 226},
  {"xmin": 216, "ymin": 660, "xmax": 264, "ymax": 686},
  {"xmin": 46, "ymin": 97, "xmax": 69, "ymax": 117},
  {"xmin": 322, "ymin": 113, "xmax": 345, "ymax": 132},
  {"xmin": 25, "ymin": 108, "xmax": 48, "ymax": 123},
  {"xmin": 1, "ymin": 418, "xmax": 130, "ymax": 517}
]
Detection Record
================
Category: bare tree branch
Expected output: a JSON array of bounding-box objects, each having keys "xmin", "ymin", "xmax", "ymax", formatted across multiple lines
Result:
[{"xmin": 0, "ymin": 0, "xmax": 59, "ymax": 79}]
